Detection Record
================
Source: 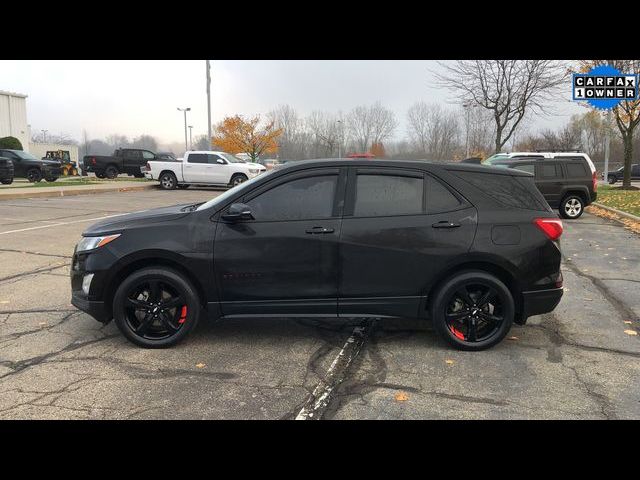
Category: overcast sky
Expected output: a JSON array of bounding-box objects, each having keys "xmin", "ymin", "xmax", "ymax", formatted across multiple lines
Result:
[{"xmin": 0, "ymin": 60, "xmax": 584, "ymax": 146}]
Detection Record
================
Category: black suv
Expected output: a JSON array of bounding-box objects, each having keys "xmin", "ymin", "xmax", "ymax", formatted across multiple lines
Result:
[
  {"xmin": 493, "ymin": 157, "xmax": 597, "ymax": 219},
  {"xmin": 0, "ymin": 156, "xmax": 14, "ymax": 184},
  {"xmin": 0, "ymin": 149, "xmax": 62, "ymax": 183},
  {"xmin": 71, "ymin": 160, "xmax": 564, "ymax": 351},
  {"xmin": 604, "ymin": 164, "xmax": 640, "ymax": 184}
]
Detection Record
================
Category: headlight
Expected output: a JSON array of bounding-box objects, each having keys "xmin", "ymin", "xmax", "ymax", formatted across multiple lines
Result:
[
  {"xmin": 76, "ymin": 234, "xmax": 121, "ymax": 253},
  {"xmin": 249, "ymin": 169, "xmax": 259, "ymax": 174}
]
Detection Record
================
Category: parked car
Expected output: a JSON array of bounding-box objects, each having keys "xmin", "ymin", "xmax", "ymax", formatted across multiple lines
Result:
[
  {"xmin": 259, "ymin": 158, "xmax": 281, "ymax": 170},
  {"xmin": 144, "ymin": 151, "xmax": 266, "ymax": 190},
  {"xmin": 71, "ymin": 159, "xmax": 563, "ymax": 351},
  {"xmin": 603, "ymin": 164, "xmax": 640, "ymax": 184},
  {"xmin": 156, "ymin": 152, "xmax": 179, "ymax": 162},
  {"xmin": 82, "ymin": 148, "xmax": 157, "ymax": 179},
  {"xmin": 0, "ymin": 149, "xmax": 61, "ymax": 182},
  {"xmin": 492, "ymin": 154, "xmax": 598, "ymax": 219},
  {"xmin": 0, "ymin": 156, "xmax": 14, "ymax": 184}
]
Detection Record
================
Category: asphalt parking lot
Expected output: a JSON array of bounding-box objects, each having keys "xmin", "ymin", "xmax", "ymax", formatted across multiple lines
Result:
[{"xmin": 1, "ymin": 187, "xmax": 639, "ymax": 419}]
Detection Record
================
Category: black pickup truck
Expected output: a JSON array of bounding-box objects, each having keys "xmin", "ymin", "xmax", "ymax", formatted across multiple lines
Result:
[
  {"xmin": 0, "ymin": 149, "xmax": 61, "ymax": 182},
  {"xmin": 82, "ymin": 148, "xmax": 158, "ymax": 179},
  {"xmin": 0, "ymin": 156, "xmax": 14, "ymax": 184}
]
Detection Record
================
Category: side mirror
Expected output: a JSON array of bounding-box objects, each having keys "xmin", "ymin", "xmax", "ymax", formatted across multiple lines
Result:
[
  {"xmin": 216, "ymin": 158, "xmax": 225, "ymax": 164},
  {"xmin": 222, "ymin": 203, "xmax": 254, "ymax": 222}
]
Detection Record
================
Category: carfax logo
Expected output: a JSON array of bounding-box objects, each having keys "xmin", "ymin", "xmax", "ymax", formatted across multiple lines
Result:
[{"xmin": 573, "ymin": 65, "xmax": 639, "ymax": 110}]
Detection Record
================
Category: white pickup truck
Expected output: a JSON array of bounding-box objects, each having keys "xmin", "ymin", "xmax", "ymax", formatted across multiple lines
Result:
[{"xmin": 144, "ymin": 151, "xmax": 266, "ymax": 190}]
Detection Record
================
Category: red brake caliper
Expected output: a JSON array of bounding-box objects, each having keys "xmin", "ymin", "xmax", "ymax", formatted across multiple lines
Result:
[
  {"xmin": 451, "ymin": 326, "xmax": 465, "ymax": 340},
  {"xmin": 178, "ymin": 306, "xmax": 188, "ymax": 324}
]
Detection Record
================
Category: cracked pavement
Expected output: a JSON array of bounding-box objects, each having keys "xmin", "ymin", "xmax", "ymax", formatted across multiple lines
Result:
[{"xmin": 0, "ymin": 188, "xmax": 639, "ymax": 419}]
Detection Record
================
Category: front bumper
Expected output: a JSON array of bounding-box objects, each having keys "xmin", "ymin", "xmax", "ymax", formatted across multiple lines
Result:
[
  {"xmin": 71, "ymin": 290, "xmax": 110, "ymax": 323},
  {"xmin": 521, "ymin": 287, "xmax": 563, "ymax": 320}
]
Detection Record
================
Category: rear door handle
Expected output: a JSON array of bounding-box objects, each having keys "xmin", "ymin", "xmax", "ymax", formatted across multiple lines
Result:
[
  {"xmin": 305, "ymin": 226, "xmax": 335, "ymax": 234},
  {"xmin": 432, "ymin": 221, "xmax": 460, "ymax": 229}
]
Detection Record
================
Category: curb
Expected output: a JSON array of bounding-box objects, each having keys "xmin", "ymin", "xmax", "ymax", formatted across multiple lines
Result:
[
  {"xmin": 0, "ymin": 183, "xmax": 157, "ymax": 201},
  {"xmin": 591, "ymin": 202, "xmax": 640, "ymax": 222}
]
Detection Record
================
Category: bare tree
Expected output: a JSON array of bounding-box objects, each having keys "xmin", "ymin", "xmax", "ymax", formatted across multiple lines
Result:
[
  {"xmin": 435, "ymin": 60, "xmax": 568, "ymax": 153},
  {"xmin": 105, "ymin": 134, "xmax": 130, "ymax": 149},
  {"xmin": 346, "ymin": 102, "xmax": 397, "ymax": 152},
  {"xmin": 406, "ymin": 102, "xmax": 460, "ymax": 161},
  {"xmin": 130, "ymin": 134, "xmax": 158, "ymax": 151},
  {"xmin": 268, "ymin": 105, "xmax": 310, "ymax": 160},
  {"xmin": 307, "ymin": 111, "xmax": 341, "ymax": 157}
]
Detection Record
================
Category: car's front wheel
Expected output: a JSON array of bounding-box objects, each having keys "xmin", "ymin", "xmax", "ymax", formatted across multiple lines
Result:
[
  {"xmin": 430, "ymin": 271, "xmax": 514, "ymax": 351},
  {"xmin": 112, "ymin": 267, "xmax": 200, "ymax": 348},
  {"xmin": 559, "ymin": 195, "xmax": 584, "ymax": 219},
  {"xmin": 159, "ymin": 171, "xmax": 177, "ymax": 190}
]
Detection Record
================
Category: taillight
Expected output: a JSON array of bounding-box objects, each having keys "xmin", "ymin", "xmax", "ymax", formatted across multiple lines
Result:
[
  {"xmin": 91, "ymin": 157, "xmax": 96, "ymax": 165},
  {"xmin": 592, "ymin": 171, "xmax": 598, "ymax": 191},
  {"xmin": 534, "ymin": 218, "xmax": 563, "ymax": 241},
  {"xmin": 146, "ymin": 162, "xmax": 151, "ymax": 170}
]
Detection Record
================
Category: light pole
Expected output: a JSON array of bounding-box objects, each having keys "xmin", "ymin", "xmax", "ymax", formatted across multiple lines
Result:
[
  {"xmin": 41, "ymin": 129, "xmax": 48, "ymax": 143},
  {"xmin": 337, "ymin": 119, "xmax": 343, "ymax": 158},
  {"xmin": 462, "ymin": 102, "xmax": 475, "ymax": 158},
  {"xmin": 206, "ymin": 60, "xmax": 212, "ymax": 151},
  {"xmin": 603, "ymin": 109, "xmax": 612, "ymax": 184},
  {"xmin": 177, "ymin": 107, "xmax": 191, "ymax": 152},
  {"xmin": 188, "ymin": 125, "xmax": 193, "ymax": 150}
]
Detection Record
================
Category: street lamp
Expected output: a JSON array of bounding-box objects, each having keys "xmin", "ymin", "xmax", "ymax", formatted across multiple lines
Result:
[
  {"xmin": 177, "ymin": 107, "xmax": 191, "ymax": 152},
  {"xmin": 337, "ymin": 119, "xmax": 343, "ymax": 158},
  {"xmin": 188, "ymin": 125, "xmax": 194, "ymax": 150}
]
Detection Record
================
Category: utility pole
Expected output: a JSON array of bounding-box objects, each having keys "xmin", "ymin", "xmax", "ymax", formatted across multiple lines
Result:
[
  {"xmin": 188, "ymin": 125, "xmax": 193, "ymax": 150},
  {"xmin": 603, "ymin": 109, "xmax": 611, "ymax": 184},
  {"xmin": 177, "ymin": 107, "xmax": 191, "ymax": 152},
  {"xmin": 463, "ymin": 103, "xmax": 472, "ymax": 157},
  {"xmin": 41, "ymin": 129, "xmax": 48, "ymax": 143},
  {"xmin": 337, "ymin": 119, "xmax": 343, "ymax": 158},
  {"xmin": 206, "ymin": 60, "xmax": 212, "ymax": 151}
]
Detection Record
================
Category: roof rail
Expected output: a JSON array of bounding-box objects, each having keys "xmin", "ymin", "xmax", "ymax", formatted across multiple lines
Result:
[{"xmin": 534, "ymin": 149, "xmax": 583, "ymax": 153}]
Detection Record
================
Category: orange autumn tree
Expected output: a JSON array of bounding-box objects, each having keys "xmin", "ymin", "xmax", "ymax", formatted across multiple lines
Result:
[
  {"xmin": 370, "ymin": 142, "xmax": 385, "ymax": 158},
  {"xmin": 212, "ymin": 115, "xmax": 283, "ymax": 162}
]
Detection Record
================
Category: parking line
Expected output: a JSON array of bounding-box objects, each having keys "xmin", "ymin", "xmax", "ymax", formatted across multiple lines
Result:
[
  {"xmin": 0, "ymin": 213, "xmax": 127, "ymax": 235},
  {"xmin": 295, "ymin": 320, "xmax": 373, "ymax": 420}
]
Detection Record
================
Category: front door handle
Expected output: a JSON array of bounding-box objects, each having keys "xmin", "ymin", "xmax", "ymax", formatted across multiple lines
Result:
[
  {"xmin": 305, "ymin": 226, "xmax": 335, "ymax": 234},
  {"xmin": 432, "ymin": 221, "xmax": 460, "ymax": 229}
]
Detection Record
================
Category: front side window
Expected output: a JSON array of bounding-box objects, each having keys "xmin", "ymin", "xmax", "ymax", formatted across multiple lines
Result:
[
  {"xmin": 221, "ymin": 153, "xmax": 245, "ymax": 163},
  {"xmin": 354, "ymin": 174, "xmax": 423, "ymax": 217},
  {"xmin": 247, "ymin": 175, "xmax": 337, "ymax": 221},
  {"xmin": 208, "ymin": 154, "xmax": 224, "ymax": 164},
  {"xmin": 123, "ymin": 150, "xmax": 140, "ymax": 161}
]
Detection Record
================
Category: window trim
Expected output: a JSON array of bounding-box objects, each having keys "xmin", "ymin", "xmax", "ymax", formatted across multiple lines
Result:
[
  {"xmin": 537, "ymin": 162, "xmax": 563, "ymax": 179},
  {"xmin": 424, "ymin": 173, "xmax": 470, "ymax": 214}
]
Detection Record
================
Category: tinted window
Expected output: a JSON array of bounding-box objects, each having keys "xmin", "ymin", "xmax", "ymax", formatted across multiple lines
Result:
[
  {"xmin": 354, "ymin": 174, "xmax": 423, "ymax": 217},
  {"xmin": 188, "ymin": 153, "xmax": 208, "ymax": 164},
  {"xmin": 632, "ymin": 165, "xmax": 640, "ymax": 175},
  {"xmin": 454, "ymin": 171, "xmax": 549, "ymax": 211},
  {"xmin": 426, "ymin": 176, "xmax": 461, "ymax": 213},
  {"xmin": 208, "ymin": 154, "xmax": 224, "ymax": 164},
  {"xmin": 540, "ymin": 163, "xmax": 562, "ymax": 178},
  {"xmin": 566, "ymin": 162, "xmax": 587, "ymax": 178},
  {"xmin": 511, "ymin": 164, "xmax": 535, "ymax": 175},
  {"xmin": 248, "ymin": 175, "xmax": 337, "ymax": 221},
  {"xmin": 123, "ymin": 150, "xmax": 141, "ymax": 161}
]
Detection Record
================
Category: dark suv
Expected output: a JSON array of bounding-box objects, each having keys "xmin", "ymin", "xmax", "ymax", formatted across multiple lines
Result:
[
  {"xmin": 0, "ymin": 156, "xmax": 14, "ymax": 184},
  {"xmin": 493, "ymin": 157, "xmax": 597, "ymax": 219},
  {"xmin": 71, "ymin": 160, "xmax": 564, "ymax": 351},
  {"xmin": 0, "ymin": 149, "xmax": 62, "ymax": 183}
]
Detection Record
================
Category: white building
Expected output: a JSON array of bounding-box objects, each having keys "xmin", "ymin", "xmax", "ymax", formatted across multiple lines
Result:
[{"xmin": 0, "ymin": 90, "xmax": 29, "ymax": 151}]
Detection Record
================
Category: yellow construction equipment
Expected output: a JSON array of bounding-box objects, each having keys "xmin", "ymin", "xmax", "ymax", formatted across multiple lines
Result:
[{"xmin": 44, "ymin": 150, "xmax": 78, "ymax": 176}]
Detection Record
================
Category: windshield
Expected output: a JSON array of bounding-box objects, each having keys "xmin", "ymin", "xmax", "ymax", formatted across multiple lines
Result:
[
  {"xmin": 13, "ymin": 151, "xmax": 40, "ymax": 161},
  {"xmin": 196, "ymin": 169, "xmax": 276, "ymax": 212},
  {"xmin": 221, "ymin": 153, "xmax": 246, "ymax": 163},
  {"xmin": 482, "ymin": 154, "xmax": 509, "ymax": 165}
]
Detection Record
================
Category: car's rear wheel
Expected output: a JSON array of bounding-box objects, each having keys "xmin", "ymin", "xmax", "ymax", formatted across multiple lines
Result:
[
  {"xmin": 559, "ymin": 195, "xmax": 584, "ymax": 219},
  {"xmin": 27, "ymin": 168, "xmax": 42, "ymax": 183},
  {"xmin": 45, "ymin": 176, "xmax": 58, "ymax": 182},
  {"xmin": 112, "ymin": 267, "xmax": 200, "ymax": 348},
  {"xmin": 1, "ymin": 178, "xmax": 13, "ymax": 185},
  {"xmin": 105, "ymin": 166, "xmax": 119, "ymax": 179},
  {"xmin": 431, "ymin": 271, "xmax": 514, "ymax": 351},
  {"xmin": 159, "ymin": 171, "xmax": 177, "ymax": 190},
  {"xmin": 95, "ymin": 172, "xmax": 106, "ymax": 179},
  {"xmin": 229, "ymin": 173, "xmax": 248, "ymax": 187},
  {"xmin": 608, "ymin": 176, "xmax": 617, "ymax": 185}
]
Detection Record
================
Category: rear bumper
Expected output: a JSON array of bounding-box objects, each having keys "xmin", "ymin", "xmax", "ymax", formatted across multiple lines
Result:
[
  {"xmin": 71, "ymin": 291, "xmax": 110, "ymax": 323},
  {"xmin": 521, "ymin": 287, "xmax": 563, "ymax": 320}
]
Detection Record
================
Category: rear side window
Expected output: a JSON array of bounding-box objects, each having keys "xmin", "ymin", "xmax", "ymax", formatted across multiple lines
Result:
[
  {"xmin": 188, "ymin": 154, "xmax": 208, "ymax": 164},
  {"xmin": 354, "ymin": 174, "xmax": 423, "ymax": 217},
  {"xmin": 566, "ymin": 162, "xmax": 588, "ymax": 178},
  {"xmin": 426, "ymin": 176, "xmax": 461, "ymax": 213},
  {"xmin": 540, "ymin": 163, "xmax": 562, "ymax": 179},
  {"xmin": 454, "ymin": 171, "xmax": 549, "ymax": 211},
  {"xmin": 247, "ymin": 175, "xmax": 337, "ymax": 221},
  {"xmin": 510, "ymin": 164, "xmax": 535, "ymax": 175}
]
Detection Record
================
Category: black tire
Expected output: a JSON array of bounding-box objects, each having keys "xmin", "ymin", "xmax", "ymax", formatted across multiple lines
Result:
[
  {"xmin": 176, "ymin": 184, "xmax": 189, "ymax": 189},
  {"xmin": 95, "ymin": 172, "xmax": 106, "ymax": 179},
  {"xmin": 229, "ymin": 173, "xmax": 248, "ymax": 187},
  {"xmin": 27, "ymin": 168, "xmax": 42, "ymax": 183},
  {"xmin": 1, "ymin": 178, "xmax": 13, "ymax": 185},
  {"xmin": 105, "ymin": 165, "xmax": 119, "ymax": 179},
  {"xmin": 559, "ymin": 194, "xmax": 584, "ymax": 219},
  {"xmin": 112, "ymin": 267, "xmax": 200, "ymax": 348},
  {"xmin": 159, "ymin": 171, "xmax": 178, "ymax": 190},
  {"xmin": 608, "ymin": 176, "xmax": 617, "ymax": 185},
  {"xmin": 430, "ymin": 271, "xmax": 514, "ymax": 351},
  {"xmin": 45, "ymin": 176, "xmax": 58, "ymax": 183}
]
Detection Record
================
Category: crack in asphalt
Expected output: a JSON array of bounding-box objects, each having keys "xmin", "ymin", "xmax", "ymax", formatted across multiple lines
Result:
[
  {"xmin": 0, "ymin": 248, "xmax": 72, "ymax": 259},
  {"xmin": 0, "ymin": 311, "xmax": 81, "ymax": 344},
  {"xmin": 0, "ymin": 263, "xmax": 69, "ymax": 284}
]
